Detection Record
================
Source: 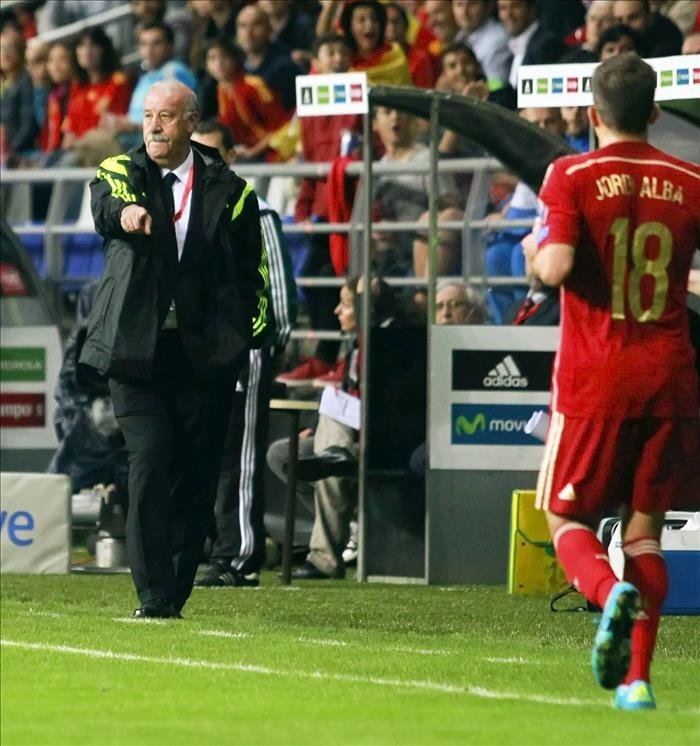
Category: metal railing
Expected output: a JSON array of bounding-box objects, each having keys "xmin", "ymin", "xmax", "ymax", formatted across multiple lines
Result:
[
  {"xmin": 33, "ymin": 5, "xmax": 133, "ymax": 44},
  {"xmin": 1, "ymin": 156, "xmax": 532, "ymax": 315}
]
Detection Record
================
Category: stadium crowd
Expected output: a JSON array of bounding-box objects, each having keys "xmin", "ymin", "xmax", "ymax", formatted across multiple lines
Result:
[
  {"xmin": 3, "ymin": 2, "xmax": 698, "ymax": 343},
  {"xmin": 2, "ymin": 1, "xmax": 698, "ymax": 331}
]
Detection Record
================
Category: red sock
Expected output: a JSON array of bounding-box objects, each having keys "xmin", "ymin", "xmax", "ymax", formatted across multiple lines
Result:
[
  {"xmin": 622, "ymin": 537, "xmax": 668, "ymax": 684},
  {"xmin": 553, "ymin": 524, "xmax": 618, "ymax": 609}
]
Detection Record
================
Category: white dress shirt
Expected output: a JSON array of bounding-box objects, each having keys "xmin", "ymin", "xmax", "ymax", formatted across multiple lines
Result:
[
  {"xmin": 160, "ymin": 148, "xmax": 193, "ymax": 261},
  {"xmin": 508, "ymin": 21, "xmax": 539, "ymax": 88},
  {"xmin": 456, "ymin": 18, "xmax": 512, "ymax": 87}
]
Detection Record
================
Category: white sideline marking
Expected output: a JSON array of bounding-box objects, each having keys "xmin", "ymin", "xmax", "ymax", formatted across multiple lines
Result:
[
  {"xmin": 395, "ymin": 646, "xmax": 451, "ymax": 656},
  {"xmin": 485, "ymin": 657, "xmax": 537, "ymax": 665},
  {"xmin": 297, "ymin": 637, "xmax": 348, "ymax": 647},
  {"xmin": 22, "ymin": 610, "xmax": 63, "ymax": 619},
  {"xmin": 199, "ymin": 629, "xmax": 452, "ymax": 656},
  {"xmin": 112, "ymin": 617, "xmax": 169, "ymax": 625},
  {"xmin": 0, "ymin": 638, "xmax": 604, "ymax": 708}
]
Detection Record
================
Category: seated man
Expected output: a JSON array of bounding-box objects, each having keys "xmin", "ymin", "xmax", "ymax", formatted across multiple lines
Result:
[
  {"xmin": 268, "ymin": 277, "xmax": 408, "ymax": 579},
  {"xmin": 435, "ymin": 279, "xmax": 488, "ymax": 325},
  {"xmin": 502, "ymin": 221, "xmax": 559, "ymax": 326}
]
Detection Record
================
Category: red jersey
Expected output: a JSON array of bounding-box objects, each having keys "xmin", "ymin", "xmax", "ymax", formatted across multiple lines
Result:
[
  {"xmin": 216, "ymin": 73, "xmax": 290, "ymax": 157},
  {"xmin": 538, "ymin": 140, "xmax": 700, "ymax": 417},
  {"xmin": 63, "ymin": 73, "xmax": 130, "ymax": 138}
]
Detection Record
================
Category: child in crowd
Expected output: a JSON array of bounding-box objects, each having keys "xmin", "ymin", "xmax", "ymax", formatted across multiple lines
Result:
[
  {"xmin": 279, "ymin": 34, "xmax": 362, "ymax": 386},
  {"xmin": 205, "ymin": 39, "xmax": 292, "ymax": 163}
]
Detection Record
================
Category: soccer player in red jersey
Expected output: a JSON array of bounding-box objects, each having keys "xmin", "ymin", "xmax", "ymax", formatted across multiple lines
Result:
[{"xmin": 528, "ymin": 53, "xmax": 700, "ymax": 710}]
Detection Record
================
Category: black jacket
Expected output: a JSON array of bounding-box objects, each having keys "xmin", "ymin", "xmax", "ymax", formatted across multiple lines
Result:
[
  {"xmin": 503, "ymin": 289, "xmax": 560, "ymax": 326},
  {"xmin": 80, "ymin": 141, "xmax": 268, "ymax": 381}
]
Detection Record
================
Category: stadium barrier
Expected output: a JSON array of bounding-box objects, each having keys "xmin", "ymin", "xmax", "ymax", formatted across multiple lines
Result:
[
  {"xmin": 0, "ymin": 472, "xmax": 71, "ymax": 573},
  {"xmin": 1, "ymin": 157, "xmax": 532, "ymax": 320}
]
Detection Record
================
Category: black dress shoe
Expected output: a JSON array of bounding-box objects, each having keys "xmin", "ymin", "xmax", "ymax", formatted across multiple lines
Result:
[
  {"xmin": 287, "ymin": 561, "xmax": 336, "ymax": 580},
  {"xmin": 133, "ymin": 599, "xmax": 182, "ymax": 619}
]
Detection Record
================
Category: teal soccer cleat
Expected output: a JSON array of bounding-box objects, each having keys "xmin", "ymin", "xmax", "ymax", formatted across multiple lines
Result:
[
  {"xmin": 592, "ymin": 581, "xmax": 641, "ymax": 689},
  {"xmin": 614, "ymin": 680, "xmax": 656, "ymax": 710}
]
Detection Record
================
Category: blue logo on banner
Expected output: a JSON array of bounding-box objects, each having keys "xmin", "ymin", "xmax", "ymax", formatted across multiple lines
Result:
[
  {"xmin": 677, "ymin": 69, "xmax": 689, "ymax": 85},
  {"xmin": 552, "ymin": 78, "xmax": 563, "ymax": 93},
  {"xmin": 333, "ymin": 84, "xmax": 346, "ymax": 103},
  {"xmin": 451, "ymin": 404, "xmax": 543, "ymax": 445}
]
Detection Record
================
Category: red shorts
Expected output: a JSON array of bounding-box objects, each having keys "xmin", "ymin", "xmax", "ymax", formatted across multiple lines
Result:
[{"xmin": 535, "ymin": 411, "xmax": 700, "ymax": 516}]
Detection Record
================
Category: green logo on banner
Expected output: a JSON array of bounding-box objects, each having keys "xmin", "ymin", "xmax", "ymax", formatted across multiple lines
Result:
[
  {"xmin": 660, "ymin": 70, "xmax": 673, "ymax": 87},
  {"xmin": 536, "ymin": 78, "xmax": 548, "ymax": 94},
  {"xmin": 0, "ymin": 347, "xmax": 46, "ymax": 381},
  {"xmin": 317, "ymin": 85, "xmax": 330, "ymax": 104},
  {"xmin": 455, "ymin": 414, "xmax": 486, "ymax": 436}
]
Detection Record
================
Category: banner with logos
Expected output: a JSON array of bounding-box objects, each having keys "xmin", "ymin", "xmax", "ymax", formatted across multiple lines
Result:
[
  {"xmin": 1, "ymin": 472, "xmax": 71, "ymax": 573},
  {"xmin": 0, "ymin": 326, "xmax": 62, "ymax": 449},
  {"xmin": 517, "ymin": 55, "xmax": 700, "ymax": 108},
  {"xmin": 429, "ymin": 326, "xmax": 558, "ymax": 470},
  {"xmin": 295, "ymin": 72, "xmax": 368, "ymax": 116}
]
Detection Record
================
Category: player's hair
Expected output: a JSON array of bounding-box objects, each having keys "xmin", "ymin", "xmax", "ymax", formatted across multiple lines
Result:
[
  {"xmin": 195, "ymin": 119, "xmax": 234, "ymax": 151},
  {"xmin": 312, "ymin": 33, "xmax": 350, "ymax": 58},
  {"xmin": 591, "ymin": 52, "xmax": 656, "ymax": 134}
]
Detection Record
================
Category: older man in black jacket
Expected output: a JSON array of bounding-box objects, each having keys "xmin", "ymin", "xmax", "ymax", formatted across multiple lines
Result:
[{"xmin": 80, "ymin": 80, "xmax": 268, "ymax": 618}]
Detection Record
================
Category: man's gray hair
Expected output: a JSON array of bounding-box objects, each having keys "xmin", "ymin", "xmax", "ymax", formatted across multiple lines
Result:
[{"xmin": 146, "ymin": 80, "xmax": 199, "ymax": 119}]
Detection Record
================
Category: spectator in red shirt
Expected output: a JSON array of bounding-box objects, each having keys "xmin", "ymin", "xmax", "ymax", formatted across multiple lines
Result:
[
  {"xmin": 62, "ymin": 28, "xmax": 130, "ymax": 148},
  {"xmin": 279, "ymin": 34, "xmax": 362, "ymax": 387},
  {"xmin": 295, "ymin": 34, "xmax": 361, "ymax": 226},
  {"xmin": 384, "ymin": 2, "xmax": 436, "ymax": 89},
  {"xmin": 205, "ymin": 39, "xmax": 291, "ymax": 163}
]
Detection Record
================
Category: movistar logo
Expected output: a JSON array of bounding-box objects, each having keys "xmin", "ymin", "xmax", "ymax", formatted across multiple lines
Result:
[
  {"xmin": 483, "ymin": 354, "xmax": 528, "ymax": 388},
  {"xmin": 455, "ymin": 413, "xmax": 486, "ymax": 436}
]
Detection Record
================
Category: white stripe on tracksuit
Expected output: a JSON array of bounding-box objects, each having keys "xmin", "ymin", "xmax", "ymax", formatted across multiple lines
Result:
[
  {"xmin": 230, "ymin": 202, "xmax": 294, "ymax": 571},
  {"xmin": 232, "ymin": 347, "xmax": 263, "ymax": 571}
]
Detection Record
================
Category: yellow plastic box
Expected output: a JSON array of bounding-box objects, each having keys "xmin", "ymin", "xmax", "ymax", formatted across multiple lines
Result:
[{"xmin": 508, "ymin": 490, "xmax": 569, "ymax": 596}]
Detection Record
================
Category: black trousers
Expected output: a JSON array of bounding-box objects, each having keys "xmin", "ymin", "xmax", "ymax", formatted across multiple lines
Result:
[
  {"xmin": 109, "ymin": 332, "xmax": 237, "ymax": 610},
  {"xmin": 212, "ymin": 346, "xmax": 273, "ymax": 574}
]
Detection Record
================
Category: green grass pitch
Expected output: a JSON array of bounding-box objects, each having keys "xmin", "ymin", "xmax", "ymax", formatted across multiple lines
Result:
[{"xmin": 1, "ymin": 573, "xmax": 699, "ymax": 745}]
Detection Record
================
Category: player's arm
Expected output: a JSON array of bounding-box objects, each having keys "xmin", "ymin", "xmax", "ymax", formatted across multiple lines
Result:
[
  {"xmin": 530, "ymin": 161, "xmax": 580, "ymax": 287},
  {"xmin": 531, "ymin": 241, "xmax": 575, "ymax": 287}
]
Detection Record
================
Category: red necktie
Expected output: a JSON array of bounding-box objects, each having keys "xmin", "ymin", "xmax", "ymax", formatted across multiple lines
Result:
[{"xmin": 513, "ymin": 297, "xmax": 537, "ymax": 325}]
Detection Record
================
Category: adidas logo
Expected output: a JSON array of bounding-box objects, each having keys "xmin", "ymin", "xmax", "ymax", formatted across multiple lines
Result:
[{"xmin": 482, "ymin": 355, "xmax": 528, "ymax": 388}]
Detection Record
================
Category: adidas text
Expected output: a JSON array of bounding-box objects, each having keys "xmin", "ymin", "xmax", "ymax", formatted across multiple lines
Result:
[{"xmin": 482, "ymin": 355, "xmax": 528, "ymax": 388}]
